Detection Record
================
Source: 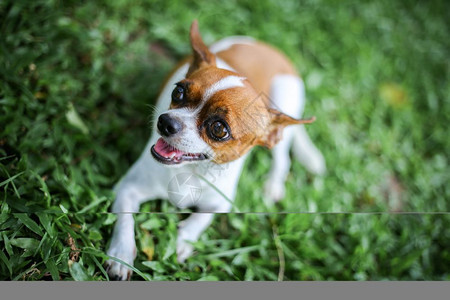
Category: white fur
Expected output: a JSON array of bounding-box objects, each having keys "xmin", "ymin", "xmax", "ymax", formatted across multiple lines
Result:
[
  {"xmin": 216, "ymin": 57, "xmax": 236, "ymax": 71},
  {"xmin": 264, "ymin": 75, "xmax": 326, "ymax": 203},
  {"xmin": 292, "ymin": 126, "xmax": 326, "ymax": 175},
  {"xmin": 270, "ymin": 74, "xmax": 305, "ymax": 117},
  {"xmin": 106, "ymin": 41, "xmax": 325, "ymax": 280},
  {"xmin": 264, "ymin": 75, "xmax": 302, "ymax": 202},
  {"xmin": 202, "ymin": 75, "xmax": 245, "ymax": 102},
  {"xmin": 209, "ymin": 36, "xmax": 256, "ymax": 53},
  {"xmin": 270, "ymin": 75, "xmax": 326, "ymax": 176}
]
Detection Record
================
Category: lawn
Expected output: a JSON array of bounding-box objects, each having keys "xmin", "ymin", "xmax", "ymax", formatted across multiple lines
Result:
[{"xmin": 0, "ymin": 0, "xmax": 449, "ymax": 280}]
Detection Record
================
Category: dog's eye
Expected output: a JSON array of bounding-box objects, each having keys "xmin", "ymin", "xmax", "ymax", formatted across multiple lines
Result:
[
  {"xmin": 209, "ymin": 120, "xmax": 229, "ymax": 140},
  {"xmin": 171, "ymin": 85, "xmax": 184, "ymax": 103}
]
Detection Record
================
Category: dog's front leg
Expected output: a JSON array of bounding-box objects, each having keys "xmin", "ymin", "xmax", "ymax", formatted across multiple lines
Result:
[
  {"xmin": 106, "ymin": 213, "xmax": 136, "ymax": 280},
  {"xmin": 176, "ymin": 198, "xmax": 232, "ymax": 263},
  {"xmin": 176, "ymin": 212, "xmax": 214, "ymax": 263},
  {"xmin": 105, "ymin": 186, "xmax": 146, "ymax": 280}
]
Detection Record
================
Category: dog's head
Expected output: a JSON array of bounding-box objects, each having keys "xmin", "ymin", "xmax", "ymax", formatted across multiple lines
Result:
[{"xmin": 151, "ymin": 21, "xmax": 314, "ymax": 166}]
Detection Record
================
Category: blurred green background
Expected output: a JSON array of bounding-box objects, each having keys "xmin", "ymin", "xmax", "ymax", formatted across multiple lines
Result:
[{"xmin": 0, "ymin": 0, "xmax": 449, "ymax": 280}]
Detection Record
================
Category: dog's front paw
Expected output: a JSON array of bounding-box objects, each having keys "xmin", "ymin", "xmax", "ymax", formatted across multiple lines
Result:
[
  {"xmin": 105, "ymin": 241, "xmax": 136, "ymax": 281},
  {"xmin": 264, "ymin": 180, "xmax": 286, "ymax": 203},
  {"xmin": 176, "ymin": 236, "xmax": 194, "ymax": 263}
]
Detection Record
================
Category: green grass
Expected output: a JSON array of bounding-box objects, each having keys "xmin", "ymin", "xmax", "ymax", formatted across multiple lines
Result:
[{"xmin": 0, "ymin": 0, "xmax": 449, "ymax": 280}]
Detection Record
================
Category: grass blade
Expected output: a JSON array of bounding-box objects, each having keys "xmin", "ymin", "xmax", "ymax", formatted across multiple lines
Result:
[
  {"xmin": 0, "ymin": 250, "xmax": 12, "ymax": 277},
  {"xmin": 14, "ymin": 213, "xmax": 44, "ymax": 236},
  {"xmin": 44, "ymin": 258, "xmax": 60, "ymax": 281},
  {"xmin": 204, "ymin": 245, "xmax": 260, "ymax": 259},
  {"xmin": 36, "ymin": 212, "xmax": 54, "ymax": 238},
  {"xmin": 78, "ymin": 196, "xmax": 108, "ymax": 214},
  {"xmin": 81, "ymin": 247, "xmax": 151, "ymax": 281},
  {"xmin": 69, "ymin": 261, "xmax": 93, "ymax": 281},
  {"xmin": 0, "ymin": 171, "xmax": 24, "ymax": 187}
]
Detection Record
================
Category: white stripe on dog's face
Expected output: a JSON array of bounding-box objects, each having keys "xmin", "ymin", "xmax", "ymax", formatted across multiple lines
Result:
[
  {"xmin": 202, "ymin": 75, "xmax": 245, "ymax": 102},
  {"xmin": 159, "ymin": 75, "xmax": 246, "ymax": 158}
]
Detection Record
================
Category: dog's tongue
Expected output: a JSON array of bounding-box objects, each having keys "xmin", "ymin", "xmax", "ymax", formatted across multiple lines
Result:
[{"xmin": 154, "ymin": 138, "xmax": 185, "ymax": 159}]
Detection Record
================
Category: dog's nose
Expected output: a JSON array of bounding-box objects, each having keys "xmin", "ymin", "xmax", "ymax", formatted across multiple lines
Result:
[{"xmin": 157, "ymin": 113, "xmax": 183, "ymax": 137}]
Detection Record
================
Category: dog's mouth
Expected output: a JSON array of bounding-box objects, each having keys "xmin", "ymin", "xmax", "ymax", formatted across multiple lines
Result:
[{"xmin": 151, "ymin": 138, "xmax": 208, "ymax": 165}]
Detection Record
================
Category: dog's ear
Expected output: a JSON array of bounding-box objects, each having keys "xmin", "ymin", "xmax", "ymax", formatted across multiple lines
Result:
[
  {"xmin": 259, "ymin": 108, "xmax": 316, "ymax": 149},
  {"xmin": 187, "ymin": 20, "xmax": 216, "ymax": 76}
]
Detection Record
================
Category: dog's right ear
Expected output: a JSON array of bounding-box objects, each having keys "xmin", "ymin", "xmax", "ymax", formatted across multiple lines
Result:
[{"xmin": 187, "ymin": 20, "xmax": 216, "ymax": 76}]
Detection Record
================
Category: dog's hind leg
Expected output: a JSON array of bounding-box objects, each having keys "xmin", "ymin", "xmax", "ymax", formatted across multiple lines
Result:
[
  {"xmin": 264, "ymin": 126, "xmax": 294, "ymax": 202},
  {"xmin": 264, "ymin": 74, "xmax": 325, "ymax": 203},
  {"xmin": 292, "ymin": 125, "xmax": 326, "ymax": 176},
  {"xmin": 263, "ymin": 75, "xmax": 300, "ymax": 203}
]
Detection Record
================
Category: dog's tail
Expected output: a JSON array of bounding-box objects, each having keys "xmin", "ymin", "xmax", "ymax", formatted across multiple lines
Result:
[{"xmin": 292, "ymin": 125, "xmax": 326, "ymax": 175}]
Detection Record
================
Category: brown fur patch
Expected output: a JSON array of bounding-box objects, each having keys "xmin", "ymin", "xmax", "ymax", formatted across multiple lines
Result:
[
  {"xmin": 196, "ymin": 82, "xmax": 273, "ymax": 164},
  {"xmin": 169, "ymin": 66, "xmax": 240, "ymax": 110},
  {"xmin": 217, "ymin": 42, "xmax": 298, "ymax": 97}
]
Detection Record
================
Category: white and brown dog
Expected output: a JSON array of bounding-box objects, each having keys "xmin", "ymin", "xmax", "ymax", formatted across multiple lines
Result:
[{"xmin": 105, "ymin": 21, "xmax": 325, "ymax": 280}]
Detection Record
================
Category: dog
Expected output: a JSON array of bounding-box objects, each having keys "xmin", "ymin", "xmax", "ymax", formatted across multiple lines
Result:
[{"xmin": 105, "ymin": 20, "xmax": 325, "ymax": 280}]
